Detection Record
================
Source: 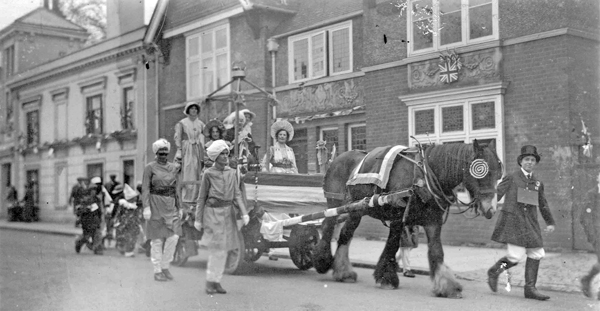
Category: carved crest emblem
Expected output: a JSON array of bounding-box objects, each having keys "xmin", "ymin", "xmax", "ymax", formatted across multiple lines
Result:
[{"xmin": 438, "ymin": 52, "xmax": 462, "ymax": 84}]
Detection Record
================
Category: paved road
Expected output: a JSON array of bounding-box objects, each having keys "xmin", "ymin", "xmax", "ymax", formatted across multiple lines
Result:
[{"xmin": 1, "ymin": 230, "xmax": 598, "ymax": 311}]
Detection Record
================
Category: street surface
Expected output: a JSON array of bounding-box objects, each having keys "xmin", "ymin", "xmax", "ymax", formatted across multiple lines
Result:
[{"xmin": 1, "ymin": 230, "xmax": 598, "ymax": 311}]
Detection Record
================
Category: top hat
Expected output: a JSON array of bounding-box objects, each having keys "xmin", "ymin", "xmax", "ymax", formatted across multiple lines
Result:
[
  {"xmin": 517, "ymin": 145, "xmax": 541, "ymax": 165},
  {"xmin": 270, "ymin": 120, "xmax": 294, "ymax": 141}
]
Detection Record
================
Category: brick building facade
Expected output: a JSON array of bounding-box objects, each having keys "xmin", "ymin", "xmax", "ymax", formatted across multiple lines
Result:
[{"xmin": 147, "ymin": 0, "xmax": 599, "ymax": 250}]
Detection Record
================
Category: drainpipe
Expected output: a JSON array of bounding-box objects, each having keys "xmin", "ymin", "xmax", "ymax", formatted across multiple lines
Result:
[{"xmin": 267, "ymin": 38, "xmax": 279, "ymax": 151}]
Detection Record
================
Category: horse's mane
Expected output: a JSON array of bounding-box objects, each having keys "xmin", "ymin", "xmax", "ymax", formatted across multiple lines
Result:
[{"xmin": 425, "ymin": 143, "xmax": 474, "ymax": 190}]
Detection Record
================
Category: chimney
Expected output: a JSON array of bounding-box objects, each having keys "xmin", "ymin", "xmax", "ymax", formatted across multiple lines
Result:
[
  {"xmin": 52, "ymin": 0, "xmax": 65, "ymax": 18},
  {"xmin": 106, "ymin": 0, "xmax": 145, "ymax": 38},
  {"xmin": 43, "ymin": 0, "xmax": 50, "ymax": 9}
]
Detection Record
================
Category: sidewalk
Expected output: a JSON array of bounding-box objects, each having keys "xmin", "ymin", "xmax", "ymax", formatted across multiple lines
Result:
[{"xmin": 1, "ymin": 219, "xmax": 594, "ymax": 294}]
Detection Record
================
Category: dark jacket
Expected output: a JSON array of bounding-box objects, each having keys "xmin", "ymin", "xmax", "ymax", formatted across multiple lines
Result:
[
  {"xmin": 581, "ymin": 185, "xmax": 600, "ymax": 259},
  {"xmin": 491, "ymin": 170, "xmax": 555, "ymax": 248}
]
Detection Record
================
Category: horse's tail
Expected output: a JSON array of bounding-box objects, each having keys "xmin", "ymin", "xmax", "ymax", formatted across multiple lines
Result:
[{"xmin": 314, "ymin": 150, "xmax": 367, "ymax": 274}]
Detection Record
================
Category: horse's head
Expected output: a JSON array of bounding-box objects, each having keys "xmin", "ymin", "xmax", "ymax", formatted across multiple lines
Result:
[{"xmin": 462, "ymin": 139, "xmax": 503, "ymax": 219}]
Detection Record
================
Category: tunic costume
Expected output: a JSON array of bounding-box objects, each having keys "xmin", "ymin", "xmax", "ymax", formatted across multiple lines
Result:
[
  {"xmin": 174, "ymin": 117, "xmax": 205, "ymax": 202},
  {"xmin": 142, "ymin": 160, "xmax": 181, "ymax": 274},
  {"xmin": 142, "ymin": 161, "xmax": 182, "ymax": 240},
  {"xmin": 262, "ymin": 143, "xmax": 298, "ymax": 174},
  {"xmin": 491, "ymin": 170, "xmax": 555, "ymax": 249},
  {"xmin": 196, "ymin": 166, "xmax": 244, "ymax": 251}
]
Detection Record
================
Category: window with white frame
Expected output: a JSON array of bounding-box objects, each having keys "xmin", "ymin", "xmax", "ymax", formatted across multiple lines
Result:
[
  {"xmin": 348, "ymin": 123, "xmax": 367, "ymax": 151},
  {"xmin": 85, "ymin": 94, "xmax": 103, "ymax": 135},
  {"xmin": 26, "ymin": 110, "xmax": 39, "ymax": 146},
  {"xmin": 186, "ymin": 24, "xmax": 230, "ymax": 99},
  {"xmin": 407, "ymin": 0, "xmax": 498, "ymax": 55},
  {"xmin": 401, "ymin": 83, "xmax": 506, "ymax": 162},
  {"xmin": 288, "ymin": 21, "xmax": 353, "ymax": 83}
]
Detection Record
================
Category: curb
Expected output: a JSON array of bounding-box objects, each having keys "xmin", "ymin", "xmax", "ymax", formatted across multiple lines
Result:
[{"xmin": 0, "ymin": 224, "xmax": 79, "ymax": 237}]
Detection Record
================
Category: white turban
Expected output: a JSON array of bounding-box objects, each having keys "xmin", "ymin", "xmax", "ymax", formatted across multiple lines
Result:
[
  {"xmin": 152, "ymin": 138, "xmax": 171, "ymax": 154},
  {"xmin": 206, "ymin": 139, "xmax": 229, "ymax": 161}
]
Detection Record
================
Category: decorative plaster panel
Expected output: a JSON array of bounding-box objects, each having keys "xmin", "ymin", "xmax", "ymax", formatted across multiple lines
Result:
[
  {"xmin": 409, "ymin": 47, "xmax": 502, "ymax": 89},
  {"xmin": 278, "ymin": 78, "xmax": 363, "ymax": 116}
]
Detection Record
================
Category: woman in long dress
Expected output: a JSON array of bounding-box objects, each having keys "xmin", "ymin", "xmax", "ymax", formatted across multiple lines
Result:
[
  {"xmin": 174, "ymin": 101, "xmax": 205, "ymax": 203},
  {"xmin": 261, "ymin": 120, "xmax": 298, "ymax": 174},
  {"xmin": 142, "ymin": 139, "xmax": 182, "ymax": 282}
]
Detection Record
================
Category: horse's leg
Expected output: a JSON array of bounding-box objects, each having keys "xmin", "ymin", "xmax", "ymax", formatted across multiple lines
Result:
[
  {"xmin": 373, "ymin": 220, "xmax": 402, "ymax": 289},
  {"xmin": 313, "ymin": 215, "xmax": 337, "ymax": 273},
  {"xmin": 423, "ymin": 223, "xmax": 463, "ymax": 298},
  {"xmin": 332, "ymin": 212, "xmax": 362, "ymax": 283}
]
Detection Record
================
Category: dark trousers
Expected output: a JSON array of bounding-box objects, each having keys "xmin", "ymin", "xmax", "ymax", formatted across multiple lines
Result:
[{"xmin": 77, "ymin": 211, "xmax": 102, "ymax": 251}]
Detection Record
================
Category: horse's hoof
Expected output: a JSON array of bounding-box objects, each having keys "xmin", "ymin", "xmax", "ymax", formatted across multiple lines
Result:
[{"xmin": 334, "ymin": 271, "xmax": 357, "ymax": 283}]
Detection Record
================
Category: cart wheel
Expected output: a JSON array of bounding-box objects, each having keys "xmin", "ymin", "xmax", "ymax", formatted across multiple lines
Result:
[
  {"xmin": 289, "ymin": 225, "xmax": 320, "ymax": 270},
  {"xmin": 225, "ymin": 230, "xmax": 245, "ymax": 275},
  {"xmin": 171, "ymin": 238, "xmax": 189, "ymax": 267}
]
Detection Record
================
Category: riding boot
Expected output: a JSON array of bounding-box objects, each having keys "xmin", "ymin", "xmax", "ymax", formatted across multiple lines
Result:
[
  {"xmin": 524, "ymin": 258, "xmax": 550, "ymax": 300},
  {"xmin": 214, "ymin": 282, "xmax": 227, "ymax": 294},
  {"xmin": 487, "ymin": 256, "xmax": 517, "ymax": 292},
  {"xmin": 205, "ymin": 282, "xmax": 217, "ymax": 295}
]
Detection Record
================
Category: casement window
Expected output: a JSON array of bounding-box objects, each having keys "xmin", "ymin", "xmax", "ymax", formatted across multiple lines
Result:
[
  {"xmin": 288, "ymin": 21, "xmax": 353, "ymax": 83},
  {"xmin": 401, "ymin": 83, "xmax": 506, "ymax": 162},
  {"xmin": 348, "ymin": 123, "xmax": 367, "ymax": 151},
  {"xmin": 85, "ymin": 94, "xmax": 103, "ymax": 135},
  {"xmin": 186, "ymin": 24, "xmax": 230, "ymax": 99},
  {"xmin": 122, "ymin": 86, "xmax": 135, "ymax": 130},
  {"xmin": 408, "ymin": 0, "xmax": 498, "ymax": 55},
  {"xmin": 26, "ymin": 110, "xmax": 39, "ymax": 146},
  {"xmin": 320, "ymin": 127, "xmax": 339, "ymax": 156},
  {"xmin": 87, "ymin": 163, "xmax": 103, "ymax": 181}
]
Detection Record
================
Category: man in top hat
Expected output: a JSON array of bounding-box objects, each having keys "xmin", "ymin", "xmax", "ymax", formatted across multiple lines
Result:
[{"xmin": 487, "ymin": 145, "xmax": 555, "ymax": 300}]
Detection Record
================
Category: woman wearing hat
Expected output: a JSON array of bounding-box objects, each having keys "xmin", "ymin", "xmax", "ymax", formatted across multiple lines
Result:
[
  {"xmin": 194, "ymin": 140, "xmax": 250, "ymax": 294},
  {"xmin": 174, "ymin": 101, "xmax": 205, "ymax": 203},
  {"xmin": 261, "ymin": 120, "xmax": 298, "ymax": 174},
  {"xmin": 487, "ymin": 145, "xmax": 555, "ymax": 300},
  {"xmin": 142, "ymin": 139, "xmax": 182, "ymax": 281}
]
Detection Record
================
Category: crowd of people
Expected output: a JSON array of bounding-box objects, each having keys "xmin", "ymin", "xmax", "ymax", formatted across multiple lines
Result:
[
  {"xmin": 68, "ymin": 101, "xmax": 302, "ymax": 294},
  {"xmin": 61, "ymin": 100, "xmax": 598, "ymax": 300}
]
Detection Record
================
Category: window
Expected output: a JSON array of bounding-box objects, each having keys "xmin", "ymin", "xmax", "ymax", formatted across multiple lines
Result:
[
  {"xmin": 123, "ymin": 159, "xmax": 135, "ymax": 187},
  {"xmin": 26, "ymin": 110, "xmax": 39, "ymax": 146},
  {"xmin": 408, "ymin": 0, "xmax": 498, "ymax": 55},
  {"xmin": 85, "ymin": 94, "xmax": 103, "ymax": 135},
  {"xmin": 122, "ymin": 87, "xmax": 134, "ymax": 130},
  {"xmin": 26, "ymin": 169, "xmax": 39, "ymax": 206},
  {"xmin": 320, "ymin": 127, "xmax": 339, "ymax": 157},
  {"xmin": 5, "ymin": 92, "xmax": 13, "ymax": 133},
  {"xmin": 4, "ymin": 45, "xmax": 15, "ymax": 78},
  {"xmin": 186, "ymin": 24, "xmax": 230, "ymax": 99},
  {"xmin": 348, "ymin": 124, "xmax": 367, "ymax": 151},
  {"xmin": 401, "ymin": 82, "xmax": 507, "ymax": 162},
  {"xmin": 288, "ymin": 21, "xmax": 353, "ymax": 83},
  {"xmin": 87, "ymin": 163, "xmax": 103, "ymax": 181}
]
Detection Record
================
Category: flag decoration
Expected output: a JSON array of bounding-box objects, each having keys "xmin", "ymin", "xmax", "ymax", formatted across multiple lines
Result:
[{"xmin": 438, "ymin": 52, "xmax": 462, "ymax": 84}]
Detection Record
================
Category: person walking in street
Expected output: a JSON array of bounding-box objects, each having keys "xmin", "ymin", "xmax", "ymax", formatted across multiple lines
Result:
[
  {"xmin": 194, "ymin": 140, "xmax": 250, "ymax": 295},
  {"xmin": 142, "ymin": 138, "xmax": 182, "ymax": 282},
  {"xmin": 75, "ymin": 182, "xmax": 104, "ymax": 255},
  {"xmin": 6, "ymin": 184, "xmax": 19, "ymax": 222},
  {"xmin": 487, "ymin": 145, "xmax": 555, "ymax": 301},
  {"xmin": 69, "ymin": 177, "xmax": 89, "ymax": 227},
  {"xmin": 115, "ymin": 184, "xmax": 141, "ymax": 258},
  {"xmin": 174, "ymin": 101, "xmax": 205, "ymax": 203},
  {"xmin": 396, "ymin": 225, "xmax": 419, "ymax": 278},
  {"xmin": 580, "ymin": 170, "xmax": 600, "ymax": 300}
]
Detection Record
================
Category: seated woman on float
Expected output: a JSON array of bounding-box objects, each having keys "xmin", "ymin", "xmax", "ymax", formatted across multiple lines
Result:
[{"xmin": 261, "ymin": 120, "xmax": 298, "ymax": 174}]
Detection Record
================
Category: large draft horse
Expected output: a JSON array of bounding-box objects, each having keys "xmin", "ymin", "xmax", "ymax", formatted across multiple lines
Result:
[{"xmin": 314, "ymin": 140, "xmax": 502, "ymax": 298}]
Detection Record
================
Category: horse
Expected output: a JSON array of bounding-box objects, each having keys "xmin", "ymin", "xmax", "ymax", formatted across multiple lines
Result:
[{"xmin": 313, "ymin": 140, "xmax": 503, "ymax": 298}]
